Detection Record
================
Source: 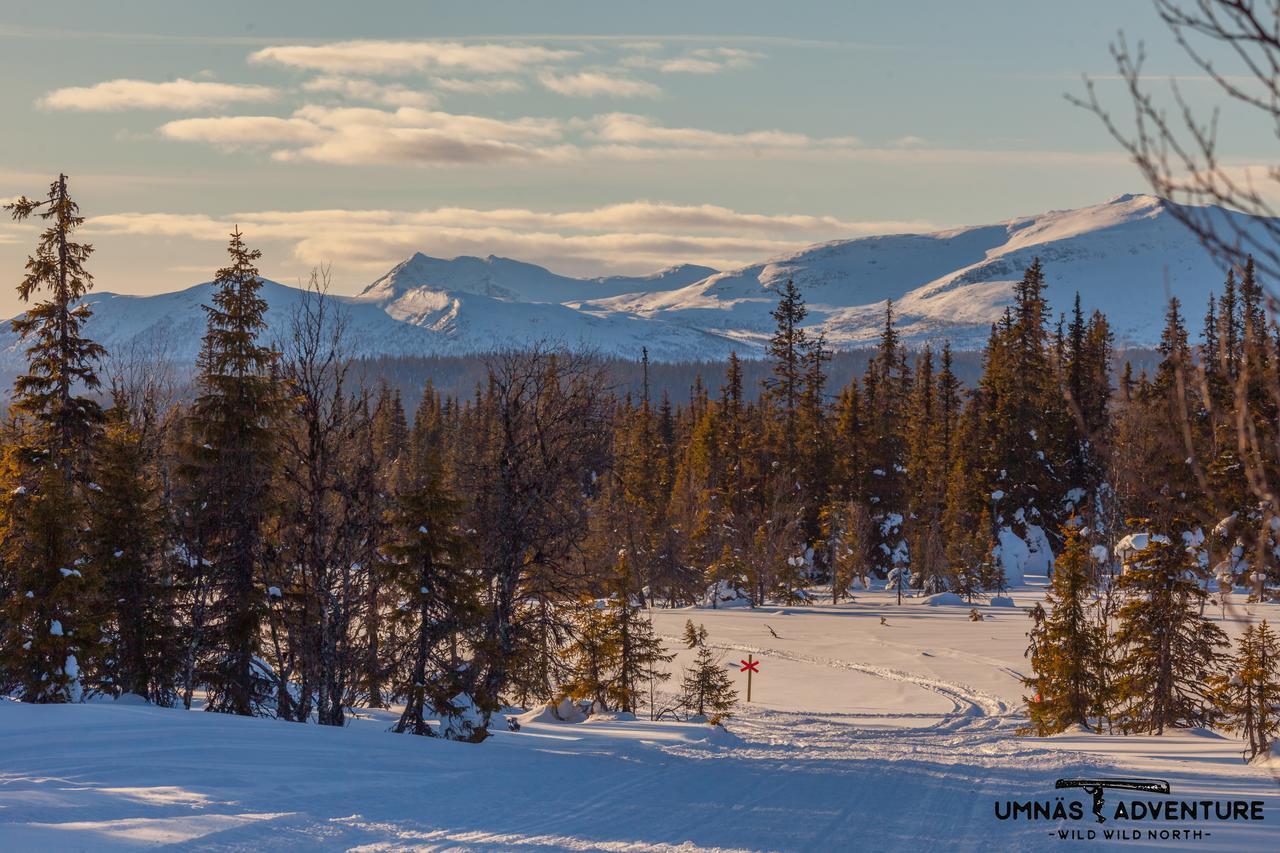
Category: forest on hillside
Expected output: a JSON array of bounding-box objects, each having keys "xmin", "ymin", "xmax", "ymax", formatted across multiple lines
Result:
[{"xmin": 2, "ymin": 175, "xmax": 1279, "ymax": 756}]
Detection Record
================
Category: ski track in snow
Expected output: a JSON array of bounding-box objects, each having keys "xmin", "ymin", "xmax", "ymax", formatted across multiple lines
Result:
[
  {"xmin": 660, "ymin": 635, "xmax": 1096, "ymax": 785},
  {"xmin": 3, "ymin": 597, "xmax": 1279, "ymax": 851}
]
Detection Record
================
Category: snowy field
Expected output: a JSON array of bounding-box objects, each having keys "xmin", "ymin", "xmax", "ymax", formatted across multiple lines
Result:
[{"xmin": 2, "ymin": 582, "xmax": 1277, "ymax": 852}]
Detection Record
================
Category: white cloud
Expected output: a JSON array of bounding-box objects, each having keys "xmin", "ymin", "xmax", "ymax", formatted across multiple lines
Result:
[
  {"xmin": 160, "ymin": 115, "xmax": 326, "ymax": 145},
  {"xmin": 38, "ymin": 78, "xmax": 277, "ymax": 111},
  {"xmin": 539, "ymin": 71, "xmax": 661, "ymax": 99},
  {"xmin": 622, "ymin": 47, "xmax": 763, "ymax": 74},
  {"xmin": 249, "ymin": 40, "xmax": 576, "ymax": 75},
  {"xmin": 893, "ymin": 135, "xmax": 926, "ymax": 147},
  {"xmin": 86, "ymin": 202, "xmax": 939, "ymax": 277},
  {"xmin": 159, "ymin": 105, "xmax": 567, "ymax": 165},
  {"xmin": 156, "ymin": 103, "xmax": 871, "ymax": 165},
  {"xmin": 581, "ymin": 113, "xmax": 856, "ymax": 150},
  {"xmin": 302, "ymin": 77, "xmax": 437, "ymax": 108}
]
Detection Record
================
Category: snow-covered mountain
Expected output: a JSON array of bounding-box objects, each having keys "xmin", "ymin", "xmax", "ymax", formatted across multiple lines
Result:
[
  {"xmin": 361, "ymin": 252, "xmax": 716, "ymax": 306},
  {"xmin": 585, "ymin": 193, "xmax": 1271, "ymax": 349},
  {"xmin": 0, "ymin": 194, "xmax": 1267, "ymax": 374}
]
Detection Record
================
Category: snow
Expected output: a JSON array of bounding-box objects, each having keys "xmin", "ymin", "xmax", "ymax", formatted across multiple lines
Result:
[
  {"xmin": 2, "ymin": 588, "xmax": 1278, "ymax": 849},
  {"xmin": 994, "ymin": 527, "xmax": 1030, "ymax": 586},
  {"xmin": 1114, "ymin": 532, "xmax": 1172, "ymax": 559},
  {"xmin": 921, "ymin": 592, "xmax": 966, "ymax": 606},
  {"xmin": 0, "ymin": 196, "xmax": 1267, "ymax": 375}
]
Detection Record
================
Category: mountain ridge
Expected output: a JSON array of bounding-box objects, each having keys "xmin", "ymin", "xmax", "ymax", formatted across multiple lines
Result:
[{"xmin": 0, "ymin": 194, "xmax": 1265, "ymax": 374}]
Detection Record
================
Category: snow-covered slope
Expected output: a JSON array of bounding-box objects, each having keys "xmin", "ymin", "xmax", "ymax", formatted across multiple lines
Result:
[
  {"xmin": 3, "ymin": 588, "xmax": 1277, "ymax": 850},
  {"xmin": 0, "ymin": 275, "xmax": 740, "ymax": 374},
  {"xmin": 0, "ymin": 194, "xmax": 1266, "ymax": 372},
  {"xmin": 361, "ymin": 252, "xmax": 716, "ymax": 306},
  {"xmin": 587, "ymin": 193, "xmax": 1271, "ymax": 348}
]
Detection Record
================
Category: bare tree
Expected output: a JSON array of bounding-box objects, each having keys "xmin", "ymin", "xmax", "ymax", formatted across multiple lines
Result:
[
  {"xmin": 1074, "ymin": 0, "xmax": 1280, "ymax": 290},
  {"xmin": 268, "ymin": 266, "xmax": 367, "ymax": 725},
  {"xmin": 463, "ymin": 345, "xmax": 612, "ymax": 713},
  {"xmin": 1078, "ymin": 0, "xmax": 1280, "ymax": 772}
]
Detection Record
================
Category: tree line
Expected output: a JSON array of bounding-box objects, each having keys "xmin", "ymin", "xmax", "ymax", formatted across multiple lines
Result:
[{"xmin": 1, "ymin": 176, "xmax": 1277, "ymax": 753}]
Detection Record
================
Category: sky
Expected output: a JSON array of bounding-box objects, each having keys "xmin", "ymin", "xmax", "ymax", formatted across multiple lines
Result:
[{"xmin": 0, "ymin": 0, "xmax": 1267, "ymax": 317}]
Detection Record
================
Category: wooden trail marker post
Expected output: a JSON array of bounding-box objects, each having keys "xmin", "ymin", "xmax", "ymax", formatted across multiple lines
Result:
[{"xmin": 740, "ymin": 654, "xmax": 759, "ymax": 702}]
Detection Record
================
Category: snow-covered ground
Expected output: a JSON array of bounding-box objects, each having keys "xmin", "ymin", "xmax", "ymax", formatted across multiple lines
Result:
[{"xmin": 2, "ymin": 583, "xmax": 1277, "ymax": 851}]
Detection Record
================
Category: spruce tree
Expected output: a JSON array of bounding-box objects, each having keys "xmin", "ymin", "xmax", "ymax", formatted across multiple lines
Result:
[
  {"xmin": 0, "ymin": 174, "xmax": 105, "ymax": 703},
  {"xmin": 83, "ymin": 399, "xmax": 177, "ymax": 704},
  {"xmin": 1209, "ymin": 620, "xmax": 1280, "ymax": 761},
  {"xmin": 1023, "ymin": 522, "xmax": 1100, "ymax": 734},
  {"xmin": 560, "ymin": 597, "xmax": 620, "ymax": 712},
  {"xmin": 178, "ymin": 228, "xmax": 279, "ymax": 716},
  {"xmin": 680, "ymin": 625, "xmax": 737, "ymax": 722},
  {"xmin": 762, "ymin": 278, "xmax": 809, "ymax": 467},
  {"xmin": 4, "ymin": 174, "xmax": 105, "ymax": 470},
  {"xmin": 682, "ymin": 619, "xmax": 708, "ymax": 649},
  {"xmin": 1113, "ymin": 538, "xmax": 1227, "ymax": 733},
  {"xmin": 977, "ymin": 260, "xmax": 1066, "ymax": 571},
  {"xmin": 360, "ymin": 383, "xmax": 410, "ymax": 707},
  {"xmin": 864, "ymin": 302, "xmax": 910, "ymax": 578},
  {"xmin": 606, "ymin": 551, "xmax": 672, "ymax": 713},
  {"xmin": 385, "ymin": 458, "xmax": 483, "ymax": 740}
]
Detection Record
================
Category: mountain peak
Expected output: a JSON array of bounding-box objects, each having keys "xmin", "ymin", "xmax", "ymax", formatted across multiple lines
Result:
[{"xmin": 14, "ymin": 193, "xmax": 1267, "ymax": 379}]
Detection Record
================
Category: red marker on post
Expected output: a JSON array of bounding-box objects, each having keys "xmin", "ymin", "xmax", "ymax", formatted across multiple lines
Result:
[{"xmin": 740, "ymin": 654, "xmax": 759, "ymax": 702}]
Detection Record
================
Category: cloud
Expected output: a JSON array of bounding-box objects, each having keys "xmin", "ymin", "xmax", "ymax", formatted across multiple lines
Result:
[
  {"xmin": 160, "ymin": 115, "xmax": 326, "ymax": 145},
  {"xmin": 301, "ymin": 77, "xmax": 437, "ymax": 108},
  {"xmin": 581, "ymin": 113, "xmax": 856, "ymax": 150},
  {"xmin": 622, "ymin": 47, "xmax": 763, "ymax": 74},
  {"xmin": 156, "ymin": 102, "xmax": 871, "ymax": 165},
  {"xmin": 86, "ymin": 202, "xmax": 940, "ymax": 278},
  {"xmin": 282, "ymin": 105, "xmax": 565, "ymax": 165},
  {"xmin": 538, "ymin": 72, "xmax": 661, "ymax": 98},
  {"xmin": 38, "ymin": 78, "xmax": 277, "ymax": 111},
  {"xmin": 159, "ymin": 105, "xmax": 567, "ymax": 164},
  {"xmin": 249, "ymin": 40, "xmax": 576, "ymax": 75},
  {"xmin": 893, "ymin": 135, "xmax": 926, "ymax": 147}
]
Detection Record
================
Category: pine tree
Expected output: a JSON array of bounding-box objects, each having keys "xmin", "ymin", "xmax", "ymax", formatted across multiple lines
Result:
[
  {"xmin": 178, "ymin": 228, "xmax": 279, "ymax": 716},
  {"xmin": 762, "ymin": 278, "xmax": 809, "ymax": 467},
  {"xmin": 83, "ymin": 399, "xmax": 177, "ymax": 704},
  {"xmin": 4, "ymin": 174, "xmax": 105, "ymax": 472},
  {"xmin": 680, "ymin": 625, "xmax": 737, "ymax": 722},
  {"xmin": 360, "ymin": 383, "xmax": 409, "ymax": 708},
  {"xmin": 604, "ymin": 551, "xmax": 673, "ymax": 714},
  {"xmin": 1023, "ymin": 522, "xmax": 1100, "ymax": 734},
  {"xmin": 0, "ymin": 450, "xmax": 87, "ymax": 702},
  {"xmin": 864, "ymin": 301, "xmax": 911, "ymax": 578},
  {"xmin": 682, "ymin": 619, "xmax": 708, "ymax": 649},
  {"xmin": 0, "ymin": 174, "xmax": 105, "ymax": 702},
  {"xmin": 1113, "ymin": 538, "xmax": 1227, "ymax": 733},
  {"xmin": 385, "ymin": 459, "xmax": 483, "ymax": 740},
  {"xmin": 822, "ymin": 499, "xmax": 873, "ymax": 603},
  {"xmin": 560, "ymin": 597, "xmax": 620, "ymax": 712},
  {"xmin": 906, "ymin": 346, "xmax": 948, "ymax": 592},
  {"xmin": 1209, "ymin": 620, "xmax": 1280, "ymax": 761},
  {"xmin": 977, "ymin": 260, "xmax": 1067, "ymax": 572}
]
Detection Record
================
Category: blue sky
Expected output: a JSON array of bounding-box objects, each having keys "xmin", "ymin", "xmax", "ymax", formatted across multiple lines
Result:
[{"xmin": 0, "ymin": 1, "xmax": 1263, "ymax": 315}]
